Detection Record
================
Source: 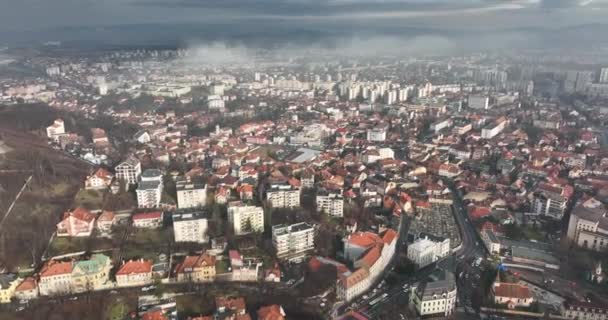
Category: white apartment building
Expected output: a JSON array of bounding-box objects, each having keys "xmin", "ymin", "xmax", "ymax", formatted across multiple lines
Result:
[
  {"xmin": 412, "ymin": 272, "xmax": 457, "ymax": 317},
  {"xmin": 267, "ymin": 185, "xmax": 300, "ymax": 208},
  {"xmin": 227, "ymin": 202, "xmax": 265, "ymax": 235},
  {"xmin": 136, "ymin": 169, "xmax": 163, "ymax": 208},
  {"xmin": 272, "ymin": 222, "xmax": 315, "ymax": 262},
  {"xmin": 366, "ymin": 126, "xmax": 388, "ymax": 142},
  {"xmin": 567, "ymin": 202, "xmax": 608, "ymax": 251},
  {"xmin": 115, "ymin": 156, "xmax": 142, "ymax": 186},
  {"xmin": 176, "ymin": 180, "xmax": 207, "ymax": 209},
  {"xmin": 46, "ymin": 119, "xmax": 65, "ymax": 141},
  {"xmin": 172, "ymin": 211, "xmax": 209, "ymax": 243},
  {"xmin": 316, "ymin": 190, "xmax": 344, "ymax": 217},
  {"xmin": 481, "ymin": 116, "xmax": 508, "ymax": 139},
  {"xmin": 407, "ymin": 236, "xmax": 450, "ymax": 269}
]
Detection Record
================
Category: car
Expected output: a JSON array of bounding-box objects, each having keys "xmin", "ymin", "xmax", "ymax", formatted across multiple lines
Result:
[
  {"xmin": 69, "ymin": 296, "xmax": 78, "ymax": 301},
  {"xmin": 110, "ymin": 290, "xmax": 118, "ymax": 294},
  {"xmin": 363, "ymin": 295, "xmax": 369, "ymax": 300},
  {"xmin": 15, "ymin": 306, "xmax": 25, "ymax": 312},
  {"xmin": 320, "ymin": 303, "xmax": 326, "ymax": 308}
]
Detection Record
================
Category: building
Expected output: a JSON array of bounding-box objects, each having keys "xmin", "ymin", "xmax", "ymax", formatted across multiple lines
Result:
[
  {"xmin": 116, "ymin": 259, "xmax": 153, "ymax": 287},
  {"xmin": 511, "ymin": 246, "xmax": 560, "ymax": 270},
  {"xmin": 176, "ymin": 180, "xmax": 207, "ymax": 209},
  {"xmin": 172, "ymin": 211, "xmax": 209, "ymax": 243},
  {"xmin": 56, "ymin": 207, "xmax": 96, "ymax": 237},
  {"xmin": 257, "ymin": 305, "xmax": 286, "ymax": 320},
  {"xmin": 46, "ymin": 119, "xmax": 65, "ymax": 141},
  {"xmin": 214, "ymin": 296, "xmax": 252, "ymax": 320},
  {"xmin": 227, "ymin": 202, "xmax": 265, "ymax": 235},
  {"xmin": 407, "ymin": 236, "xmax": 450, "ymax": 269},
  {"xmin": 96, "ymin": 210, "xmax": 116, "ymax": 235},
  {"xmin": 300, "ymin": 171, "xmax": 315, "ymax": 189},
  {"xmin": 337, "ymin": 229, "xmax": 398, "ymax": 302},
  {"xmin": 481, "ymin": 229, "xmax": 501, "ymax": 254},
  {"xmin": 481, "ymin": 116, "xmax": 508, "ymax": 139},
  {"xmin": 468, "ymin": 95, "xmax": 490, "ymax": 110},
  {"xmin": 132, "ymin": 211, "xmax": 163, "ymax": 229},
  {"xmin": 600, "ymin": 67, "xmax": 608, "ymax": 83},
  {"xmin": 316, "ymin": 189, "xmax": 344, "ymax": 217},
  {"xmin": 136, "ymin": 169, "xmax": 164, "ymax": 208},
  {"xmin": 230, "ymin": 250, "xmax": 262, "ymax": 282},
  {"xmin": 0, "ymin": 274, "xmax": 20, "ymax": 303},
  {"xmin": 267, "ymin": 184, "xmax": 300, "ymax": 208},
  {"xmin": 531, "ymin": 183, "xmax": 573, "ymax": 220},
  {"xmin": 115, "ymin": 156, "xmax": 142, "ymax": 186},
  {"xmin": 366, "ymin": 126, "xmax": 388, "ymax": 142},
  {"xmin": 567, "ymin": 202, "xmax": 608, "ymax": 251},
  {"xmin": 38, "ymin": 260, "xmax": 73, "ymax": 296},
  {"xmin": 272, "ymin": 222, "xmax": 315, "ymax": 262},
  {"xmin": 85, "ymin": 168, "xmax": 114, "ymax": 190},
  {"xmin": 493, "ymin": 282, "xmax": 534, "ymax": 309},
  {"xmin": 71, "ymin": 254, "xmax": 112, "ymax": 293},
  {"xmin": 13, "ymin": 277, "xmax": 38, "ymax": 301},
  {"xmin": 562, "ymin": 300, "xmax": 608, "ymax": 320},
  {"xmin": 411, "ymin": 271, "xmax": 457, "ymax": 317},
  {"xmin": 175, "ymin": 253, "xmax": 216, "ymax": 282}
]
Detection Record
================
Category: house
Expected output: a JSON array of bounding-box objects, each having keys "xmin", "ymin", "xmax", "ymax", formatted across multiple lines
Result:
[
  {"xmin": 493, "ymin": 282, "xmax": 534, "ymax": 309},
  {"xmin": 71, "ymin": 254, "xmax": 112, "ymax": 292},
  {"xmin": 133, "ymin": 211, "xmax": 163, "ymax": 229},
  {"xmin": 96, "ymin": 210, "xmax": 116, "ymax": 234},
  {"xmin": 56, "ymin": 207, "xmax": 96, "ymax": 237},
  {"xmin": 13, "ymin": 277, "xmax": 38, "ymax": 301},
  {"xmin": 230, "ymin": 250, "xmax": 261, "ymax": 282},
  {"xmin": 115, "ymin": 156, "xmax": 142, "ymax": 186},
  {"xmin": 38, "ymin": 260, "xmax": 73, "ymax": 296},
  {"xmin": 85, "ymin": 168, "xmax": 114, "ymax": 190},
  {"xmin": 175, "ymin": 253, "xmax": 216, "ymax": 283},
  {"xmin": 214, "ymin": 296, "xmax": 252, "ymax": 320},
  {"xmin": 264, "ymin": 263, "xmax": 281, "ymax": 282},
  {"xmin": 46, "ymin": 119, "xmax": 65, "ymax": 141},
  {"xmin": 116, "ymin": 259, "xmax": 153, "ymax": 287},
  {"xmin": 134, "ymin": 130, "xmax": 151, "ymax": 144},
  {"xmin": 0, "ymin": 274, "xmax": 20, "ymax": 303},
  {"xmin": 257, "ymin": 305, "xmax": 286, "ymax": 320}
]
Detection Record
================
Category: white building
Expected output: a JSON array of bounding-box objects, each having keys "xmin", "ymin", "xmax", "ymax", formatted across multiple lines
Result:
[
  {"xmin": 272, "ymin": 222, "xmax": 315, "ymax": 262},
  {"xmin": 316, "ymin": 189, "xmax": 344, "ymax": 217},
  {"xmin": 481, "ymin": 116, "xmax": 508, "ymax": 139},
  {"xmin": 468, "ymin": 95, "xmax": 490, "ymax": 110},
  {"xmin": 46, "ymin": 119, "xmax": 65, "ymax": 141},
  {"xmin": 173, "ymin": 211, "xmax": 209, "ymax": 243},
  {"xmin": 481, "ymin": 229, "xmax": 501, "ymax": 254},
  {"xmin": 136, "ymin": 181, "xmax": 163, "ymax": 208},
  {"xmin": 176, "ymin": 180, "xmax": 207, "ymax": 209},
  {"xmin": 267, "ymin": 185, "xmax": 300, "ymax": 208},
  {"xmin": 227, "ymin": 202, "xmax": 265, "ymax": 235},
  {"xmin": 412, "ymin": 271, "xmax": 457, "ymax": 317},
  {"xmin": 115, "ymin": 156, "xmax": 142, "ymax": 186},
  {"xmin": 407, "ymin": 236, "xmax": 450, "ymax": 269},
  {"xmin": 567, "ymin": 201, "xmax": 608, "ymax": 251},
  {"xmin": 366, "ymin": 126, "xmax": 388, "ymax": 142}
]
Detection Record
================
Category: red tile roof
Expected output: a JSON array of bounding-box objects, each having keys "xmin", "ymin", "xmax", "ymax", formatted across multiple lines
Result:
[
  {"xmin": 176, "ymin": 253, "xmax": 216, "ymax": 274},
  {"xmin": 63, "ymin": 207, "xmax": 96, "ymax": 222},
  {"xmin": 116, "ymin": 259, "xmax": 153, "ymax": 275},
  {"xmin": 132, "ymin": 211, "xmax": 162, "ymax": 221},
  {"xmin": 257, "ymin": 305, "xmax": 285, "ymax": 320},
  {"xmin": 40, "ymin": 260, "xmax": 73, "ymax": 278},
  {"xmin": 494, "ymin": 282, "xmax": 533, "ymax": 299}
]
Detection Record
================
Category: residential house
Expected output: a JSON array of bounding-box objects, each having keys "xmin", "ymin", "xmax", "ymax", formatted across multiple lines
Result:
[
  {"xmin": 116, "ymin": 259, "xmax": 153, "ymax": 287},
  {"xmin": 214, "ymin": 296, "xmax": 252, "ymax": 320},
  {"xmin": 175, "ymin": 253, "xmax": 216, "ymax": 283},
  {"xmin": 0, "ymin": 274, "xmax": 20, "ymax": 303},
  {"xmin": 85, "ymin": 168, "xmax": 114, "ymax": 190},
  {"xmin": 493, "ymin": 282, "xmax": 534, "ymax": 309},
  {"xmin": 71, "ymin": 254, "xmax": 112, "ymax": 292},
  {"xmin": 13, "ymin": 277, "xmax": 38, "ymax": 301},
  {"xmin": 56, "ymin": 207, "xmax": 96, "ymax": 237},
  {"xmin": 38, "ymin": 260, "xmax": 73, "ymax": 296},
  {"xmin": 132, "ymin": 211, "xmax": 164, "ymax": 229},
  {"xmin": 257, "ymin": 305, "xmax": 286, "ymax": 320},
  {"xmin": 96, "ymin": 210, "xmax": 116, "ymax": 235}
]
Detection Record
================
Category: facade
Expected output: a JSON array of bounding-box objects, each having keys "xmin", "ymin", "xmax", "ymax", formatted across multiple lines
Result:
[
  {"xmin": 115, "ymin": 156, "xmax": 142, "ymax": 186},
  {"xmin": 272, "ymin": 222, "xmax": 315, "ymax": 262},
  {"xmin": 176, "ymin": 180, "xmax": 207, "ymax": 209},
  {"xmin": 71, "ymin": 254, "xmax": 112, "ymax": 293},
  {"xmin": 567, "ymin": 202, "xmax": 608, "ymax": 251},
  {"xmin": 493, "ymin": 282, "xmax": 534, "ymax": 309},
  {"xmin": 481, "ymin": 229, "xmax": 501, "ymax": 254},
  {"xmin": 172, "ymin": 211, "xmax": 209, "ymax": 243},
  {"xmin": 407, "ymin": 236, "xmax": 451, "ymax": 268},
  {"xmin": 227, "ymin": 202, "xmax": 265, "ymax": 235},
  {"xmin": 267, "ymin": 185, "xmax": 300, "ymax": 208},
  {"xmin": 316, "ymin": 189, "xmax": 344, "ymax": 217},
  {"xmin": 337, "ymin": 229, "xmax": 397, "ymax": 302},
  {"xmin": 116, "ymin": 259, "xmax": 153, "ymax": 287},
  {"xmin": 562, "ymin": 300, "xmax": 608, "ymax": 320},
  {"xmin": 366, "ymin": 126, "xmax": 388, "ymax": 142},
  {"xmin": 481, "ymin": 116, "xmax": 508, "ymax": 139},
  {"xmin": 14, "ymin": 277, "xmax": 38, "ymax": 301},
  {"xmin": 56, "ymin": 207, "xmax": 96, "ymax": 237},
  {"xmin": 38, "ymin": 260, "xmax": 73, "ymax": 296},
  {"xmin": 531, "ymin": 183, "xmax": 573, "ymax": 220},
  {"xmin": 411, "ymin": 271, "xmax": 457, "ymax": 317},
  {"xmin": 0, "ymin": 274, "xmax": 20, "ymax": 303},
  {"xmin": 46, "ymin": 119, "xmax": 65, "ymax": 141},
  {"xmin": 132, "ymin": 211, "xmax": 163, "ymax": 229},
  {"xmin": 136, "ymin": 169, "xmax": 164, "ymax": 208},
  {"xmin": 175, "ymin": 253, "xmax": 216, "ymax": 282}
]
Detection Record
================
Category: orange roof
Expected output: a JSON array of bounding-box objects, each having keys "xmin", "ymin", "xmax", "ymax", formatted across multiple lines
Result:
[
  {"xmin": 257, "ymin": 305, "xmax": 285, "ymax": 320},
  {"xmin": 359, "ymin": 245, "xmax": 381, "ymax": 269},
  {"xmin": 381, "ymin": 229, "xmax": 397, "ymax": 245},
  {"xmin": 93, "ymin": 168, "xmax": 113, "ymax": 179},
  {"xmin": 132, "ymin": 211, "xmax": 162, "ymax": 221},
  {"xmin": 15, "ymin": 277, "xmax": 37, "ymax": 291},
  {"xmin": 40, "ymin": 260, "xmax": 72, "ymax": 278},
  {"xmin": 215, "ymin": 296, "xmax": 247, "ymax": 313},
  {"xmin": 176, "ymin": 253, "xmax": 216, "ymax": 274},
  {"xmin": 347, "ymin": 232, "xmax": 381, "ymax": 248},
  {"xmin": 494, "ymin": 282, "xmax": 533, "ymax": 299},
  {"xmin": 339, "ymin": 268, "xmax": 369, "ymax": 289},
  {"xmin": 63, "ymin": 207, "xmax": 96, "ymax": 222},
  {"xmin": 98, "ymin": 210, "xmax": 115, "ymax": 222},
  {"xmin": 142, "ymin": 310, "xmax": 168, "ymax": 320},
  {"xmin": 116, "ymin": 259, "xmax": 152, "ymax": 275}
]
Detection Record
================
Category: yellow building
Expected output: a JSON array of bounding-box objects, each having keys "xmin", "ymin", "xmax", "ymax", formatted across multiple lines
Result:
[
  {"xmin": 176, "ymin": 253, "xmax": 216, "ymax": 282},
  {"xmin": 0, "ymin": 274, "xmax": 21, "ymax": 303},
  {"xmin": 71, "ymin": 254, "xmax": 112, "ymax": 293}
]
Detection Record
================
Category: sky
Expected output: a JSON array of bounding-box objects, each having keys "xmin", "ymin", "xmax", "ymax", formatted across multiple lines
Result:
[{"xmin": 0, "ymin": 0, "xmax": 607, "ymax": 50}]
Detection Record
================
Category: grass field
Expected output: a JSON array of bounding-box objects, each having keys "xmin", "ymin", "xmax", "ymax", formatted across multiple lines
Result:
[{"xmin": 73, "ymin": 188, "xmax": 105, "ymax": 210}]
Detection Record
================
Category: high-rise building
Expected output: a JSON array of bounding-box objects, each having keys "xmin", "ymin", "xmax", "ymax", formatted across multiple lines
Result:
[
  {"xmin": 176, "ymin": 180, "xmax": 207, "ymax": 209},
  {"xmin": 227, "ymin": 202, "xmax": 265, "ymax": 235},
  {"xmin": 316, "ymin": 189, "xmax": 344, "ymax": 217},
  {"xmin": 272, "ymin": 222, "xmax": 315, "ymax": 262},
  {"xmin": 173, "ymin": 211, "xmax": 209, "ymax": 243},
  {"xmin": 136, "ymin": 169, "xmax": 163, "ymax": 208},
  {"xmin": 600, "ymin": 67, "xmax": 608, "ymax": 83},
  {"xmin": 266, "ymin": 184, "xmax": 300, "ymax": 208}
]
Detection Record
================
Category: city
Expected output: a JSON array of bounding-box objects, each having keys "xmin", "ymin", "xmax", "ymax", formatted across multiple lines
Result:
[{"xmin": 2, "ymin": 1, "xmax": 608, "ymax": 320}]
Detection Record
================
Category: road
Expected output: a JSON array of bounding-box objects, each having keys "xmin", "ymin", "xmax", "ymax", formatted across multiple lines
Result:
[{"xmin": 0, "ymin": 175, "xmax": 32, "ymax": 231}]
